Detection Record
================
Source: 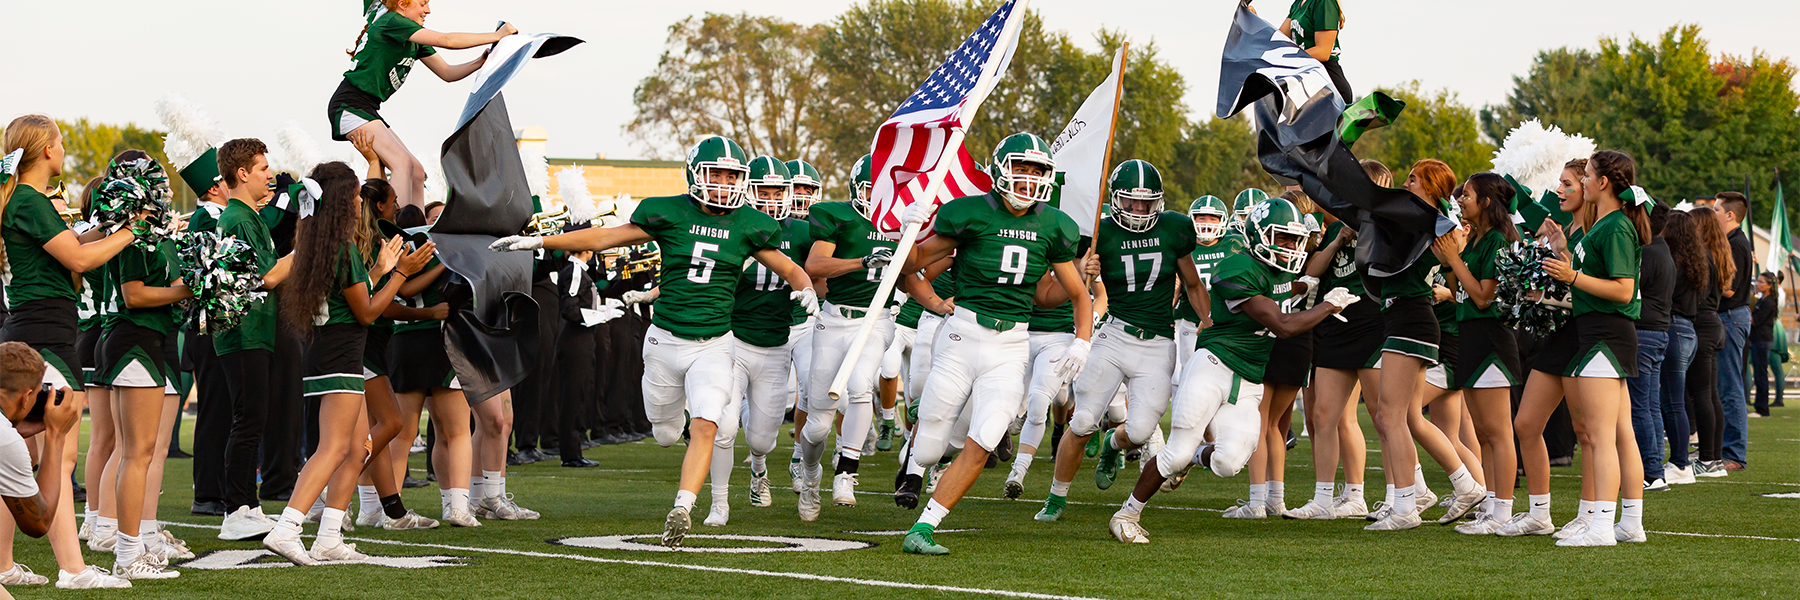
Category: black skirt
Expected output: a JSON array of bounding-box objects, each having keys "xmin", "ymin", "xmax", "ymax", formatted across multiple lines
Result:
[
  {"xmin": 78, "ymin": 325, "xmax": 103, "ymax": 386},
  {"xmin": 387, "ymin": 328, "xmax": 455, "ymax": 393},
  {"xmin": 303, "ymin": 323, "xmax": 366, "ymax": 397},
  {"xmin": 1455, "ymin": 318, "xmax": 1523, "ymax": 389},
  {"xmin": 1313, "ymin": 296, "xmax": 1385, "ymax": 370},
  {"xmin": 2, "ymin": 298, "xmax": 80, "ymax": 388},
  {"xmin": 1564, "ymin": 313, "xmax": 1638, "ymax": 379},
  {"xmin": 364, "ymin": 325, "xmax": 392, "ymax": 378},
  {"xmin": 1428, "ymin": 332, "xmax": 1461, "ymax": 390},
  {"xmin": 1378, "ymin": 296, "xmax": 1440, "ymax": 365},
  {"xmin": 98, "ymin": 320, "xmax": 171, "ymax": 388},
  {"xmin": 1264, "ymin": 328, "xmax": 1314, "ymax": 387},
  {"xmin": 1530, "ymin": 318, "xmax": 1581, "ymax": 375}
]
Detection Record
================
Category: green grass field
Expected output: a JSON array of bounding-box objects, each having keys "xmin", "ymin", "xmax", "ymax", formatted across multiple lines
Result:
[{"xmin": 12, "ymin": 400, "xmax": 1798, "ymax": 599}]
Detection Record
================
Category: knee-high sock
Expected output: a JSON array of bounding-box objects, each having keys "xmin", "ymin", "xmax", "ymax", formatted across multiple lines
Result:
[
  {"xmin": 837, "ymin": 402, "xmax": 875, "ymax": 461},
  {"xmin": 710, "ymin": 442, "xmax": 734, "ymax": 500}
]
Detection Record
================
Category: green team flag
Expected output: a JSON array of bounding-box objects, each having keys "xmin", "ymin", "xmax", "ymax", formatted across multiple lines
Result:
[{"xmin": 1763, "ymin": 177, "xmax": 1793, "ymax": 274}]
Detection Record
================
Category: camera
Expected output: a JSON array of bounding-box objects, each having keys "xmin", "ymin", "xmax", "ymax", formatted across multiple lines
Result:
[{"xmin": 23, "ymin": 383, "xmax": 63, "ymax": 423}]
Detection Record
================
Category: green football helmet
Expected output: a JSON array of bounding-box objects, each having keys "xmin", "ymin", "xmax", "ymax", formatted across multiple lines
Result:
[
  {"xmin": 988, "ymin": 133, "xmax": 1057, "ymax": 210},
  {"xmin": 849, "ymin": 154, "xmax": 874, "ymax": 220},
  {"xmin": 1246, "ymin": 197, "xmax": 1310, "ymax": 274},
  {"xmin": 785, "ymin": 159, "xmax": 823, "ymax": 218},
  {"xmin": 1232, "ymin": 188, "xmax": 1269, "ymax": 222},
  {"xmin": 685, "ymin": 136, "xmax": 751, "ymax": 211},
  {"xmin": 1188, "ymin": 195, "xmax": 1229, "ymax": 241},
  {"xmin": 745, "ymin": 156, "xmax": 793, "ymax": 220},
  {"xmin": 1107, "ymin": 159, "xmax": 1164, "ymax": 233}
]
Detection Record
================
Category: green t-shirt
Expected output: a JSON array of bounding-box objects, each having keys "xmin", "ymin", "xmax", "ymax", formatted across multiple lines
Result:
[
  {"xmin": 1572, "ymin": 210, "xmax": 1642, "ymax": 318},
  {"xmin": 391, "ymin": 254, "xmax": 443, "ymax": 334},
  {"xmin": 2, "ymin": 184, "xmax": 76, "ymax": 309},
  {"xmin": 189, "ymin": 202, "xmax": 224, "ymax": 234},
  {"xmin": 935, "ymin": 194, "xmax": 1079, "ymax": 326},
  {"xmin": 344, "ymin": 10, "xmax": 437, "ymax": 102},
  {"xmin": 1096, "ymin": 211, "xmax": 1196, "ymax": 338},
  {"xmin": 1287, "ymin": 0, "xmax": 1342, "ymax": 58},
  {"xmin": 632, "ymin": 195, "xmax": 781, "ymax": 340},
  {"xmin": 1456, "ymin": 229, "xmax": 1508, "ymax": 322},
  {"xmin": 110, "ymin": 241, "xmax": 182, "ymax": 336},
  {"xmin": 1176, "ymin": 231, "xmax": 1248, "ymax": 323},
  {"xmin": 1319, "ymin": 221, "xmax": 1366, "ymax": 297},
  {"xmin": 313, "ymin": 243, "xmax": 372, "ymax": 327},
  {"xmin": 213, "ymin": 199, "xmax": 279, "ymax": 354},
  {"xmin": 807, "ymin": 201, "xmax": 898, "ymax": 310},
  {"xmin": 1194, "ymin": 253, "xmax": 1294, "ymax": 383},
  {"xmin": 732, "ymin": 218, "xmax": 811, "ymax": 347}
]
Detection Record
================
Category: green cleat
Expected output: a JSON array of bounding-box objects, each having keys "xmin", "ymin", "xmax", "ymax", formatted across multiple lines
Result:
[
  {"xmin": 1085, "ymin": 433, "xmax": 1103, "ymax": 458},
  {"xmin": 902, "ymin": 526, "xmax": 950, "ymax": 555},
  {"xmin": 1095, "ymin": 432, "xmax": 1124, "ymax": 490},
  {"xmin": 876, "ymin": 419, "xmax": 895, "ymax": 451},
  {"xmin": 1035, "ymin": 495, "xmax": 1067, "ymax": 522}
]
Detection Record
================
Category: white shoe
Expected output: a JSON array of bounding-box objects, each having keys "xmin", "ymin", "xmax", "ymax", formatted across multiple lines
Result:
[
  {"xmin": 1553, "ymin": 515, "xmax": 1590, "ymax": 540},
  {"xmin": 442, "ymin": 508, "xmax": 481, "ymax": 528},
  {"xmin": 1643, "ymin": 478, "xmax": 1669, "ymax": 491},
  {"xmin": 158, "ymin": 530, "xmax": 195, "ymax": 560},
  {"xmin": 304, "ymin": 502, "xmax": 323, "ymax": 524},
  {"xmin": 703, "ymin": 502, "xmax": 730, "ymax": 527},
  {"xmin": 1454, "ymin": 513, "xmax": 1503, "ymax": 535},
  {"xmin": 1141, "ymin": 428, "xmax": 1165, "ymax": 473},
  {"xmin": 797, "ymin": 466, "xmax": 822, "ymax": 522},
  {"xmin": 477, "ymin": 495, "xmax": 535, "ymax": 521},
  {"xmin": 1414, "ymin": 489, "xmax": 1438, "ymax": 512},
  {"xmin": 55, "ymin": 565, "xmax": 131, "ymax": 589},
  {"xmin": 1161, "ymin": 465, "xmax": 1193, "ymax": 492},
  {"xmin": 1664, "ymin": 464, "xmax": 1697, "ymax": 485},
  {"xmin": 1108, "ymin": 515, "xmax": 1150, "ymax": 544},
  {"xmin": 832, "ymin": 473, "xmax": 859, "ymax": 507},
  {"xmin": 113, "ymin": 554, "xmax": 180, "ymax": 580},
  {"xmin": 87, "ymin": 524, "xmax": 118, "ymax": 552},
  {"xmin": 78, "ymin": 520, "xmax": 90, "ymax": 542},
  {"xmin": 1556, "ymin": 522, "xmax": 1618, "ymax": 547},
  {"xmin": 0, "ymin": 563, "xmax": 49, "ymax": 585},
  {"xmin": 789, "ymin": 461, "xmax": 804, "ymax": 494},
  {"xmin": 1494, "ymin": 513, "xmax": 1556, "ymax": 537},
  {"xmin": 1282, "ymin": 499, "xmax": 1336, "ymax": 520},
  {"xmin": 1330, "ymin": 497, "xmax": 1369, "ymax": 519},
  {"xmin": 218, "ymin": 505, "xmax": 276, "ymax": 541},
  {"xmin": 1264, "ymin": 499, "xmax": 1288, "ymax": 518},
  {"xmin": 310, "ymin": 541, "xmax": 369, "ymax": 562},
  {"xmin": 1436, "ymin": 487, "xmax": 1486, "ymax": 524},
  {"xmin": 749, "ymin": 471, "xmax": 773, "ymax": 508},
  {"xmin": 1365, "ymin": 501, "xmax": 1393, "ymax": 522},
  {"xmin": 1221, "ymin": 499, "xmax": 1268, "ymax": 519},
  {"xmin": 384, "ymin": 510, "xmax": 441, "ymax": 530},
  {"xmin": 410, "ymin": 435, "xmax": 427, "ymax": 454},
  {"xmin": 863, "ymin": 428, "xmax": 879, "ymax": 457},
  {"xmin": 662, "ymin": 506, "xmax": 691, "ymax": 548},
  {"xmin": 1614, "ymin": 522, "xmax": 1647, "ymax": 543},
  {"xmin": 1363, "ymin": 508, "xmax": 1422, "ymax": 531},
  {"xmin": 926, "ymin": 462, "xmax": 948, "ymax": 494},
  {"xmin": 144, "ymin": 533, "xmax": 194, "ymax": 562},
  {"xmin": 1002, "ymin": 463, "xmax": 1026, "ymax": 499},
  {"xmin": 502, "ymin": 495, "xmax": 541, "ymax": 520},
  {"xmin": 261, "ymin": 527, "xmax": 318, "ymax": 566},
  {"xmin": 356, "ymin": 510, "xmax": 387, "ymax": 528}
]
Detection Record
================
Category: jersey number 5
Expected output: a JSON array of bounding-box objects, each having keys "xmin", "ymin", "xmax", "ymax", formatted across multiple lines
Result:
[
  {"xmin": 687, "ymin": 242, "xmax": 720, "ymax": 284},
  {"xmin": 997, "ymin": 245, "xmax": 1028, "ymax": 284}
]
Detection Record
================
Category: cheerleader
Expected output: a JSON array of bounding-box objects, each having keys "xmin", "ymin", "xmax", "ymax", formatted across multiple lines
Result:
[{"xmin": 1541, "ymin": 150, "xmax": 1650, "ymax": 546}]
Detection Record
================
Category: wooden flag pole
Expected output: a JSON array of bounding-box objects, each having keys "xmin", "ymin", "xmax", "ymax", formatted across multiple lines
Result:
[{"xmin": 1088, "ymin": 42, "xmax": 1130, "ymax": 238}]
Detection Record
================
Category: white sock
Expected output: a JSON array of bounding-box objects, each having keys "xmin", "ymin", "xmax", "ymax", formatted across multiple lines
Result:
[
  {"xmin": 143, "ymin": 519, "xmax": 159, "ymax": 535},
  {"xmin": 277, "ymin": 507, "xmax": 306, "ymax": 534},
  {"xmin": 440, "ymin": 489, "xmax": 451, "ymax": 514},
  {"xmin": 749, "ymin": 453, "xmax": 768, "ymax": 474},
  {"xmin": 1577, "ymin": 499, "xmax": 1594, "ymax": 523},
  {"xmin": 115, "ymin": 531, "xmax": 143, "ymax": 564},
  {"xmin": 1267, "ymin": 481, "xmax": 1285, "ymax": 507},
  {"xmin": 1529, "ymin": 494, "xmax": 1551, "ymax": 521},
  {"xmin": 1494, "ymin": 497, "xmax": 1513, "ymax": 518},
  {"xmin": 1619, "ymin": 498, "xmax": 1643, "ymax": 530},
  {"xmin": 1384, "ymin": 484, "xmax": 1396, "ymax": 507},
  {"xmin": 483, "ymin": 471, "xmax": 506, "ymax": 498},
  {"xmin": 674, "ymin": 489, "xmax": 698, "ymax": 510},
  {"xmin": 1313, "ymin": 482, "xmax": 1335, "ymax": 506},
  {"xmin": 447, "ymin": 488, "xmax": 470, "ymax": 514},
  {"xmin": 97, "ymin": 515, "xmax": 117, "ymax": 530},
  {"xmin": 1594, "ymin": 500, "xmax": 1618, "ymax": 527},
  {"xmin": 84, "ymin": 507, "xmax": 96, "ymax": 524},
  {"xmin": 1012, "ymin": 452, "xmax": 1034, "ymax": 473},
  {"xmin": 357, "ymin": 485, "xmax": 380, "ymax": 516},
  {"xmin": 1414, "ymin": 463, "xmax": 1426, "ymax": 485},
  {"xmin": 1049, "ymin": 478, "xmax": 1072, "ymax": 497},
  {"xmin": 1248, "ymin": 483, "xmax": 1268, "ymax": 506},
  {"xmin": 1449, "ymin": 465, "xmax": 1476, "ymax": 494},
  {"xmin": 880, "ymin": 407, "xmax": 895, "ymax": 421},
  {"xmin": 917, "ymin": 499, "xmax": 950, "ymax": 528},
  {"xmin": 1119, "ymin": 494, "xmax": 1146, "ymax": 518},
  {"xmin": 317, "ymin": 508, "xmax": 346, "ymax": 547},
  {"xmin": 1394, "ymin": 488, "xmax": 1417, "ymax": 514},
  {"xmin": 470, "ymin": 475, "xmax": 485, "ymax": 499},
  {"xmin": 1344, "ymin": 483, "xmax": 1365, "ymax": 503}
]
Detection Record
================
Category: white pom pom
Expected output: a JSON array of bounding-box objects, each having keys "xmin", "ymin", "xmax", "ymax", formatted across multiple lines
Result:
[
  {"xmin": 154, "ymin": 94, "xmax": 226, "ymax": 170},
  {"xmin": 1490, "ymin": 118, "xmax": 1597, "ymax": 196},
  {"xmin": 557, "ymin": 166, "xmax": 597, "ymax": 223},
  {"xmin": 520, "ymin": 146, "xmax": 549, "ymax": 199},
  {"xmin": 271, "ymin": 121, "xmax": 326, "ymax": 177}
]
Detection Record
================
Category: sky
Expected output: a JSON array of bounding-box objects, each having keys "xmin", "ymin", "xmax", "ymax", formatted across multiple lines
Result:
[{"xmin": 4, "ymin": 0, "xmax": 1797, "ymax": 183}]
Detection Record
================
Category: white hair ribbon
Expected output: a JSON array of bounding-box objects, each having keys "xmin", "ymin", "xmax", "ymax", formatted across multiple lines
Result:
[
  {"xmin": 0, "ymin": 149, "xmax": 22, "ymax": 185},
  {"xmin": 298, "ymin": 177, "xmax": 322, "ymax": 219}
]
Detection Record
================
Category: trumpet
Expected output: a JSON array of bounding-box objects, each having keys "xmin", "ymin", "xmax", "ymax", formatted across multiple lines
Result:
[
  {"xmin": 47, "ymin": 183, "xmax": 85, "ymax": 226},
  {"xmin": 522, "ymin": 206, "xmax": 569, "ymax": 236}
]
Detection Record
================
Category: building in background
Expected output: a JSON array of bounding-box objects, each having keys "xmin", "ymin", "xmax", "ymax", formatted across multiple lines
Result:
[{"xmin": 517, "ymin": 125, "xmax": 685, "ymax": 219}]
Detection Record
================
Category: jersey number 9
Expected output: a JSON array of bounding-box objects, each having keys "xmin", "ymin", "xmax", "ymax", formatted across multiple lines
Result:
[{"xmin": 998, "ymin": 245, "xmax": 1027, "ymax": 285}]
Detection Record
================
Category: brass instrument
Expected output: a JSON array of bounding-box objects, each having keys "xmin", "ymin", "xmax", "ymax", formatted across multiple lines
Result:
[
  {"xmin": 601, "ymin": 245, "xmax": 661, "ymax": 279},
  {"xmin": 522, "ymin": 205, "xmax": 569, "ymax": 236},
  {"xmin": 47, "ymin": 183, "xmax": 83, "ymax": 226}
]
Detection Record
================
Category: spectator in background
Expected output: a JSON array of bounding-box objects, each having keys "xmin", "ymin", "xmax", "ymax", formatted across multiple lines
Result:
[
  {"xmin": 1279, "ymin": 0, "xmax": 1353, "ymax": 101},
  {"xmin": 1658, "ymin": 210, "xmax": 1706, "ymax": 485},
  {"xmin": 1629, "ymin": 204, "xmax": 1676, "ymax": 490},
  {"xmin": 1711, "ymin": 192, "xmax": 1753, "ymax": 471},
  {"xmin": 1750, "ymin": 272, "xmax": 1778, "ymax": 418}
]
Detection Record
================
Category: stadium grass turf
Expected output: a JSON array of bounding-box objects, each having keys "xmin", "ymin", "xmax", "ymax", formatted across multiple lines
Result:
[{"xmin": 22, "ymin": 400, "xmax": 1798, "ymax": 599}]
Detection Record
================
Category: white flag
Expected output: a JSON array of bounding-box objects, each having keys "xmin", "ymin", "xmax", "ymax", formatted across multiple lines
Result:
[{"xmin": 1050, "ymin": 46, "xmax": 1126, "ymax": 238}]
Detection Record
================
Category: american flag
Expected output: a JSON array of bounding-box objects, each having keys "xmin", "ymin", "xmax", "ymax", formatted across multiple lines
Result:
[{"xmin": 867, "ymin": 0, "xmax": 1026, "ymax": 237}]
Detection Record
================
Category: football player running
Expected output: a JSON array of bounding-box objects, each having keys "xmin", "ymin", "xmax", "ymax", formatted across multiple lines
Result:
[
  {"xmin": 490, "ymin": 136, "xmax": 817, "ymax": 548},
  {"xmin": 1106, "ymin": 198, "xmax": 1355, "ymax": 544},
  {"xmin": 894, "ymin": 134, "xmax": 1090, "ymax": 555},
  {"xmin": 1173, "ymin": 195, "xmax": 1237, "ymax": 376},
  {"xmin": 1034, "ymin": 160, "xmax": 1209, "ymax": 521}
]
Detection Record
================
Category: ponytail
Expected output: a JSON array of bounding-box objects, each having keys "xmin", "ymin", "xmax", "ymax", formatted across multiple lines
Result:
[{"xmin": 1591, "ymin": 150, "xmax": 1650, "ymax": 247}]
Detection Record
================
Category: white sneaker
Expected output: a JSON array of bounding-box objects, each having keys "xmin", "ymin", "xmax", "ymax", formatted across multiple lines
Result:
[
  {"xmin": 703, "ymin": 502, "xmax": 729, "ymax": 527},
  {"xmin": 1141, "ymin": 428, "xmax": 1165, "ymax": 474},
  {"xmin": 261, "ymin": 527, "xmax": 318, "ymax": 566},
  {"xmin": 78, "ymin": 520, "xmax": 90, "ymax": 542},
  {"xmin": 1436, "ymin": 487, "xmax": 1486, "ymax": 524},
  {"xmin": 1330, "ymin": 496, "xmax": 1369, "ymax": 519},
  {"xmin": 87, "ymin": 524, "xmax": 118, "ymax": 552},
  {"xmin": 1553, "ymin": 515, "xmax": 1590, "ymax": 540},
  {"xmin": 158, "ymin": 530, "xmax": 195, "ymax": 559},
  {"xmin": 1454, "ymin": 513, "xmax": 1503, "ymax": 535},
  {"xmin": 410, "ymin": 435, "xmax": 427, "ymax": 454},
  {"xmin": 1282, "ymin": 499, "xmax": 1336, "ymax": 520},
  {"xmin": 442, "ymin": 508, "xmax": 481, "ymax": 528},
  {"xmin": 797, "ymin": 466, "xmax": 822, "ymax": 522},
  {"xmin": 1108, "ymin": 515, "xmax": 1150, "ymax": 544},
  {"xmin": 749, "ymin": 471, "xmax": 773, "ymax": 508},
  {"xmin": 662, "ymin": 506, "xmax": 691, "ymax": 548},
  {"xmin": 218, "ymin": 505, "xmax": 276, "ymax": 541},
  {"xmin": 789, "ymin": 461, "xmax": 804, "ymax": 494},
  {"xmin": 1221, "ymin": 499, "xmax": 1268, "ymax": 519},
  {"xmin": 356, "ymin": 510, "xmax": 388, "ymax": 528},
  {"xmin": 0, "ymin": 563, "xmax": 49, "ymax": 585},
  {"xmin": 862, "ymin": 428, "xmax": 879, "ymax": 457},
  {"xmin": 832, "ymin": 473, "xmax": 859, "ymax": 507},
  {"xmin": 1643, "ymin": 478, "xmax": 1669, "ymax": 491},
  {"xmin": 55, "ymin": 565, "xmax": 131, "ymax": 589},
  {"xmin": 144, "ymin": 533, "xmax": 194, "ymax": 562},
  {"xmin": 501, "ymin": 495, "xmax": 541, "ymax": 520},
  {"xmin": 310, "ymin": 541, "xmax": 369, "ymax": 562},
  {"xmin": 1614, "ymin": 522, "xmax": 1647, "ymax": 543},
  {"xmin": 925, "ymin": 462, "xmax": 948, "ymax": 494},
  {"xmin": 477, "ymin": 495, "xmax": 537, "ymax": 521},
  {"xmin": 113, "ymin": 554, "xmax": 179, "ymax": 580},
  {"xmin": 1414, "ymin": 489, "xmax": 1438, "ymax": 512},
  {"xmin": 384, "ymin": 510, "xmax": 441, "ymax": 530},
  {"xmin": 1664, "ymin": 464, "xmax": 1697, "ymax": 485},
  {"xmin": 1494, "ymin": 513, "xmax": 1556, "ymax": 537},
  {"xmin": 1556, "ymin": 522, "xmax": 1618, "ymax": 547},
  {"xmin": 1265, "ymin": 499, "xmax": 1288, "ymax": 518},
  {"xmin": 1363, "ymin": 508, "xmax": 1422, "ymax": 531}
]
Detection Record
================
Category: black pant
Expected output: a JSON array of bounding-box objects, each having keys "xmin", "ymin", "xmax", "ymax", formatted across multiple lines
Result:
[
  {"xmin": 1751, "ymin": 340, "xmax": 1772, "ymax": 415},
  {"xmin": 261, "ymin": 325, "xmax": 305, "ymax": 501},
  {"xmin": 1690, "ymin": 315, "xmax": 1725, "ymax": 461},
  {"xmin": 512, "ymin": 279, "xmax": 563, "ymax": 451},
  {"xmin": 220, "ymin": 348, "xmax": 273, "ymax": 511},
  {"xmin": 553, "ymin": 325, "xmax": 596, "ymax": 460},
  {"xmin": 189, "ymin": 333, "xmax": 231, "ymax": 504}
]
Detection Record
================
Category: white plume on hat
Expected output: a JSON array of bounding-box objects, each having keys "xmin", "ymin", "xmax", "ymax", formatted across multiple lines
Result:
[
  {"xmin": 271, "ymin": 121, "xmax": 327, "ymax": 177},
  {"xmin": 557, "ymin": 166, "xmax": 598, "ymax": 223},
  {"xmin": 520, "ymin": 145, "xmax": 549, "ymax": 199},
  {"xmin": 1490, "ymin": 119, "xmax": 1596, "ymax": 196},
  {"xmin": 154, "ymin": 94, "xmax": 226, "ymax": 170}
]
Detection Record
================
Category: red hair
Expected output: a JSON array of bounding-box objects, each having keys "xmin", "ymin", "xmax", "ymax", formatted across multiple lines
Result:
[{"xmin": 1408, "ymin": 159, "xmax": 1457, "ymax": 204}]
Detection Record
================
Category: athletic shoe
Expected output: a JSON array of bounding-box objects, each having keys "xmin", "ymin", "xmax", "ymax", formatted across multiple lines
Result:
[
  {"xmin": 876, "ymin": 420, "xmax": 895, "ymax": 452},
  {"xmin": 1365, "ymin": 501, "xmax": 1392, "ymax": 522},
  {"xmin": 703, "ymin": 503, "xmax": 729, "ymax": 527},
  {"xmin": 1141, "ymin": 427, "xmax": 1165, "ymax": 474},
  {"xmin": 443, "ymin": 508, "xmax": 481, "ymax": 527},
  {"xmin": 1555, "ymin": 523, "xmax": 1617, "ymax": 547},
  {"xmin": 1436, "ymin": 487, "xmax": 1486, "ymax": 524},
  {"xmin": 356, "ymin": 510, "xmax": 388, "ymax": 528},
  {"xmin": 1084, "ymin": 433, "xmax": 1103, "ymax": 458},
  {"xmin": 146, "ymin": 533, "xmax": 194, "ymax": 562},
  {"xmin": 833, "ymin": 473, "xmax": 859, "ymax": 507},
  {"xmin": 384, "ymin": 510, "xmax": 440, "ymax": 530},
  {"xmin": 661, "ymin": 506, "xmax": 691, "ymax": 548},
  {"xmin": 505, "ymin": 495, "xmax": 541, "ymax": 520},
  {"xmin": 902, "ymin": 528, "xmax": 949, "ymax": 555},
  {"xmin": 797, "ymin": 466, "xmax": 822, "ymax": 522},
  {"xmin": 261, "ymin": 527, "xmax": 318, "ymax": 566},
  {"xmin": 310, "ymin": 541, "xmax": 368, "ymax": 562},
  {"xmin": 1553, "ymin": 515, "xmax": 1589, "ymax": 540},
  {"xmin": 894, "ymin": 474, "xmax": 923, "ymax": 510},
  {"xmin": 411, "ymin": 435, "xmax": 427, "ymax": 454},
  {"xmin": 1454, "ymin": 513, "xmax": 1503, "ymax": 535},
  {"xmin": 0, "ymin": 563, "xmax": 48, "ymax": 585},
  {"xmin": 1694, "ymin": 460, "xmax": 1728, "ymax": 478},
  {"xmin": 1415, "ymin": 490, "xmax": 1439, "ymax": 512},
  {"xmin": 55, "ymin": 565, "xmax": 131, "ymax": 589},
  {"xmin": 862, "ymin": 427, "xmax": 879, "ymax": 457},
  {"xmin": 1221, "ymin": 499, "xmax": 1267, "ymax": 519},
  {"xmin": 477, "ymin": 495, "xmax": 537, "ymax": 521},
  {"xmin": 1109, "ymin": 515, "xmax": 1150, "ymax": 544},
  {"xmin": 1094, "ymin": 435, "xmax": 1124, "ymax": 490},
  {"xmin": 926, "ymin": 462, "xmax": 948, "ymax": 494},
  {"xmin": 1614, "ymin": 522, "xmax": 1647, "ymax": 543},
  {"xmin": 1723, "ymin": 459, "xmax": 1746, "ymax": 472},
  {"xmin": 1002, "ymin": 461, "xmax": 1026, "ymax": 499},
  {"xmin": 218, "ymin": 505, "xmax": 275, "ymax": 541},
  {"xmin": 87, "ymin": 523, "xmax": 118, "ymax": 552},
  {"xmin": 1035, "ymin": 495, "xmax": 1066, "ymax": 522},
  {"xmin": 995, "ymin": 434, "xmax": 1015, "ymax": 463},
  {"xmin": 1664, "ymin": 464, "xmax": 1697, "ymax": 485},
  {"xmin": 1330, "ymin": 497, "xmax": 1369, "ymax": 519},
  {"xmin": 1265, "ymin": 500, "xmax": 1288, "ymax": 518},
  {"xmin": 1644, "ymin": 478, "xmax": 1669, "ymax": 491},
  {"xmin": 77, "ymin": 520, "xmax": 90, "ymax": 542},
  {"xmin": 749, "ymin": 471, "xmax": 773, "ymax": 508},
  {"xmin": 1283, "ymin": 499, "xmax": 1335, "ymax": 520},
  {"xmin": 159, "ymin": 530, "xmax": 194, "ymax": 559},
  {"xmin": 789, "ymin": 460, "xmax": 804, "ymax": 494},
  {"xmin": 1363, "ymin": 508, "xmax": 1422, "ymax": 531}
]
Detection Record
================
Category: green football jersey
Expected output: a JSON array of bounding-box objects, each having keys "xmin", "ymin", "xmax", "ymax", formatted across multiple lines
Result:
[
  {"xmin": 807, "ymin": 201, "xmax": 897, "ymax": 310},
  {"xmin": 733, "ymin": 218, "xmax": 812, "ymax": 347},
  {"xmin": 632, "ymin": 195, "xmax": 781, "ymax": 340},
  {"xmin": 1572, "ymin": 210, "xmax": 1642, "ymax": 318},
  {"xmin": 78, "ymin": 270, "xmax": 106, "ymax": 331},
  {"xmin": 213, "ymin": 199, "xmax": 279, "ymax": 355},
  {"xmin": 1096, "ymin": 211, "xmax": 1196, "ymax": 338},
  {"xmin": 935, "ymin": 194, "xmax": 1080, "ymax": 325},
  {"xmin": 1193, "ymin": 253, "xmax": 1294, "ymax": 384},
  {"xmin": 343, "ymin": 9, "xmax": 436, "ymax": 102},
  {"xmin": 2, "ymin": 185, "xmax": 76, "ymax": 309},
  {"xmin": 110, "ymin": 240, "xmax": 182, "ymax": 336},
  {"xmin": 1175, "ymin": 231, "xmax": 1248, "ymax": 323},
  {"xmin": 314, "ymin": 244, "xmax": 372, "ymax": 327},
  {"xmin": 1456, "ymin": 229, "xmax": 1508, "ymax": 322}
]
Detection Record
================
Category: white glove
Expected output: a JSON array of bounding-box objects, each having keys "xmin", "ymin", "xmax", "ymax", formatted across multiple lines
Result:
[
  {"xmin": 1297, "ymin": 275, "xmax": 1320, "ymax": 290},
  {"xmin": 1051, "ymin": 338, "xmax": 1092, "ymax": 383},
  {"xmin": 790, "ymin": 287, "xmax": 820, "ymax": 316},
  {"xmin": 901, "ymin": 200, "xmax": 935, "ymax": 227},
  {"xmin": 489, "ymin": 235, "xmax": 543, "ymax": 252},
  {"xmin": 603, "ymin": 297, "xmax": 626, "ymax": 310},
  {"xmin": 596, "ymin": 306, "xmax": 626, "ymax": 324},
  {"xmin": 622, "ymin": 290, "xmax": 655, "ymax": 306},
  {"xmin": 1322, "ymin": 287, "xmax": 1359, "ymax": 322}
]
